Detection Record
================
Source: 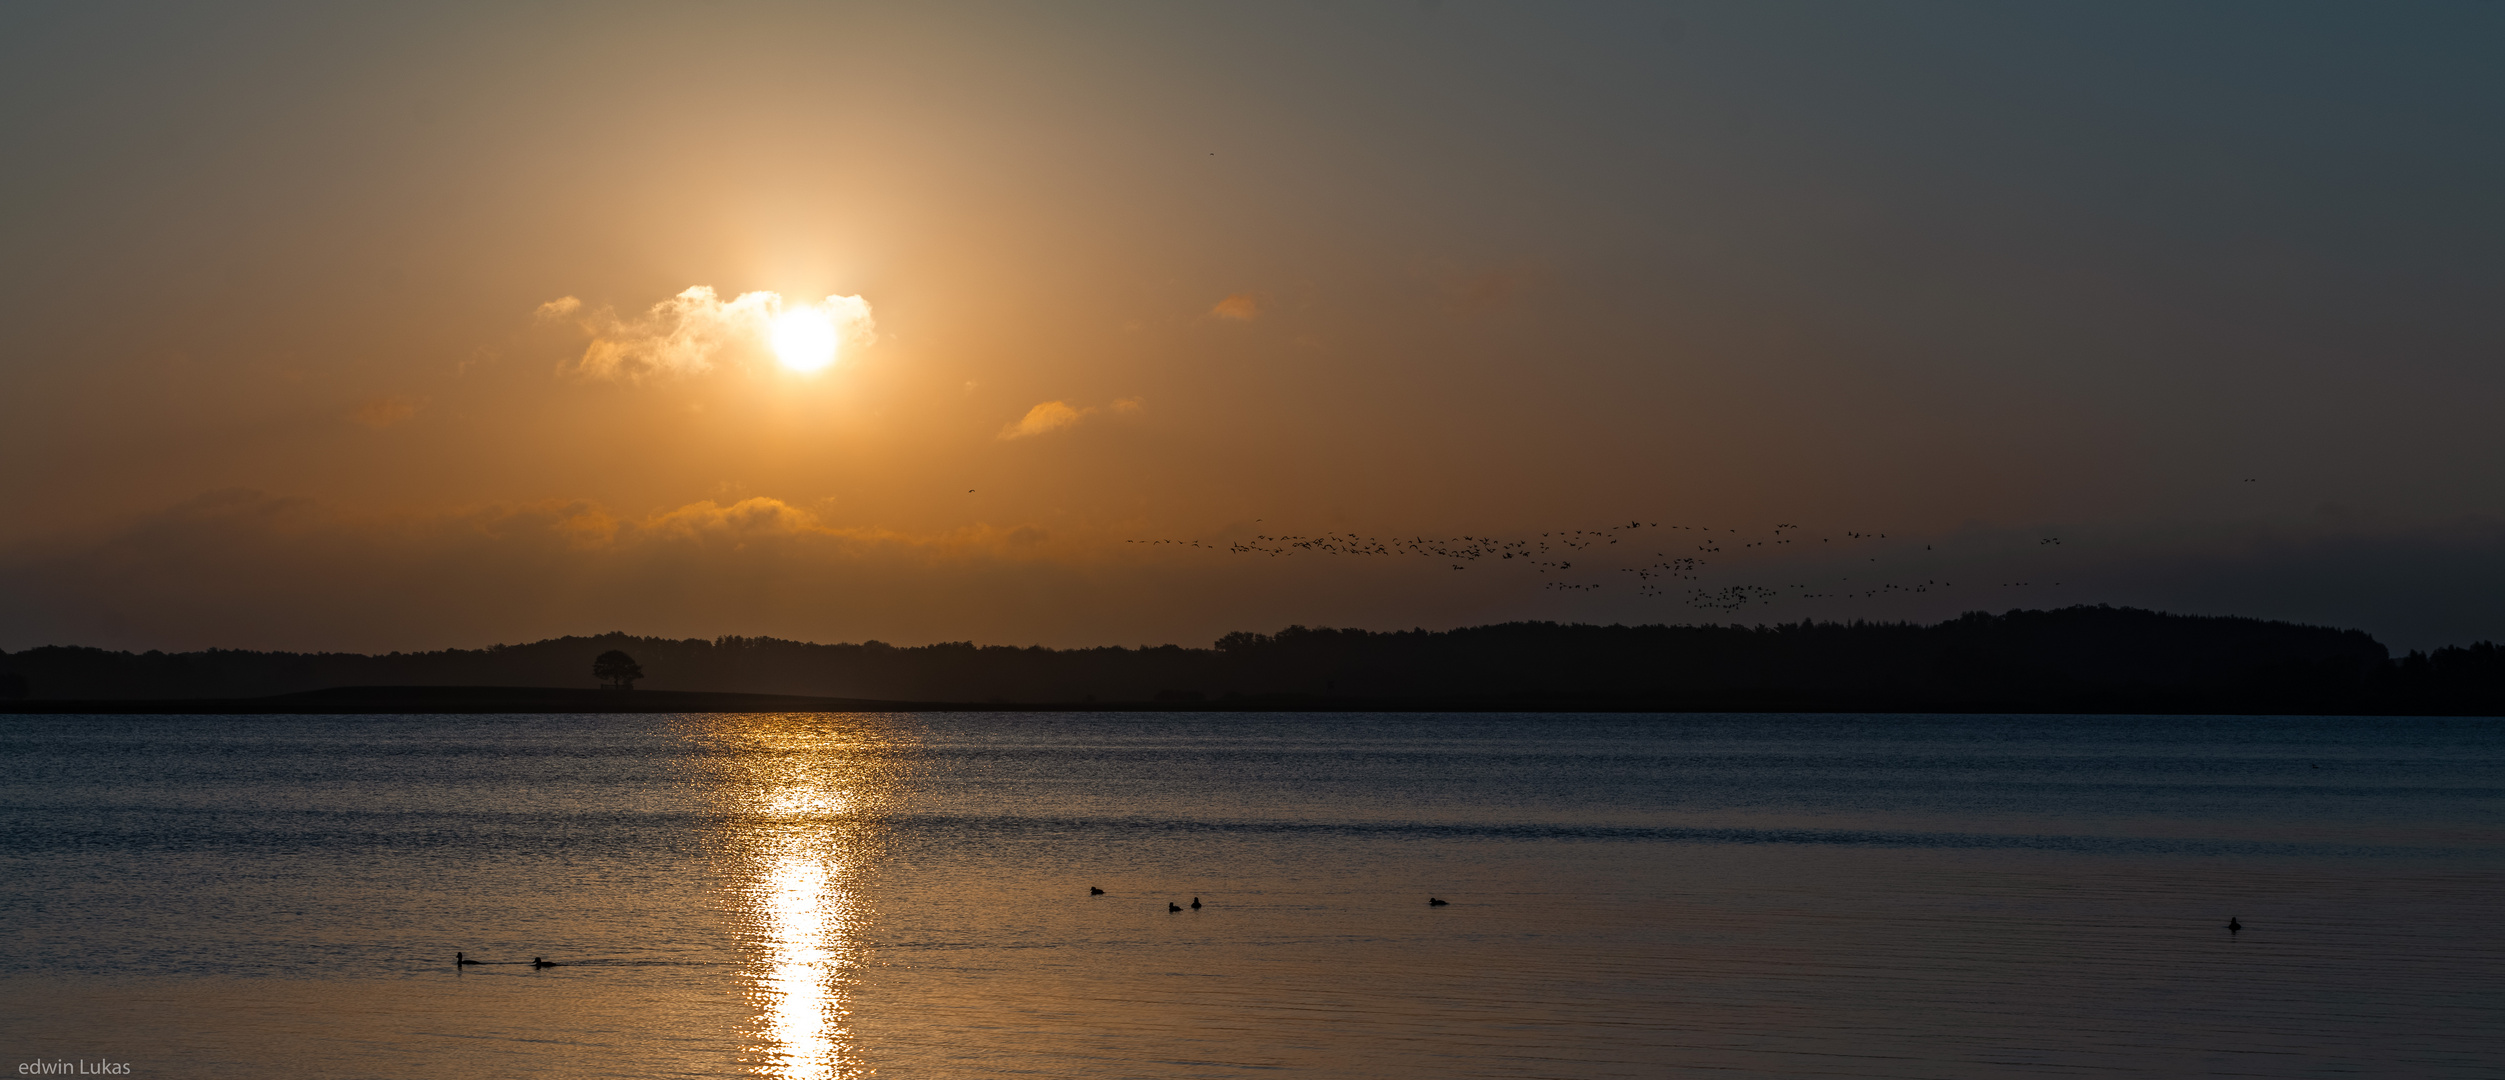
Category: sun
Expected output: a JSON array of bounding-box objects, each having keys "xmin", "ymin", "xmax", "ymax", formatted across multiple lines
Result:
[{"xmin": 770, "ymin": 308, "xmax": 838, "ymax": 372}]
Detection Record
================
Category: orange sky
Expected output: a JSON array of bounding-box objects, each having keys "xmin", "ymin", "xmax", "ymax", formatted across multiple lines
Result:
[{"xmin": 6, "ymin": 4, "xmax": 2504, "ymax": 652}]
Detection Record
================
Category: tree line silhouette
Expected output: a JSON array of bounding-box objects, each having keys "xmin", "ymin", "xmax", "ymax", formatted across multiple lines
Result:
[{"xmin": 2, "ymin": 606, "xmax": 2500, "ymax": 714}]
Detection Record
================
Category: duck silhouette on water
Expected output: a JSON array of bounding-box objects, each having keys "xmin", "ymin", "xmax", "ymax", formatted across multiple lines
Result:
[
  {"xmin": 1090, "ymin": 887, "xmax": 1104, "ymax": 895},
  {"xmin": 532, "ymin": 957, "xmax": 561, "ymax": 969},
  {"xmin": 456, "ymin": 952, "xmax": 480, "ymax": 966},
  {"xmin": 1191, "ymin": 897, "xmax": 1201, "ymax": 910},
  {"xmin": 1428, "ymin": 897, "xmax": 1449, "ymax": 906},
  {"xmin": 2227, "ymin": 918, "xmax": 2242, "ymax": 935}
]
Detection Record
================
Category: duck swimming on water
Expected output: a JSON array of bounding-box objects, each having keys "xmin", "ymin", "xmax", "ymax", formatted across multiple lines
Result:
[
  {"xmin": 532, "ymin": 957, "xmax": 560, "ymax": 968},
  {"xmin": 1428, "ymin": 897, "xmax": 1449, "ymax": 906},
  {"xmin": 456, "ymin": 952, "xmax": 480, "ymax": 966},
  {"xmin": 1090, "ymin": 887, "xmax": 1104, "ymax": 895},
  {"xmin": 1190, "ymin": 897, "xmax": 1201, "ymax": 909},
  {"xmin": 1168, "ymin": 903, "xmax": 1182, "ymax": 913},
  {"xmin": 2227, "ymin": 918, "xmax": 2242, "ymax": 934}
]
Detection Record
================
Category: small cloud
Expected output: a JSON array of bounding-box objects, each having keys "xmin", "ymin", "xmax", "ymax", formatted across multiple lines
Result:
[
  {"xmin": 535, "ymin": 296, "xmax": 582, "ymax": 320},
  {"xmin": 351, "ymin": 394, "xmax": 423, "ymax": 429},
  {"xmin": 1208, "ymin": 293, "xmax": 1260, "ymax": 321},
  {"xmin": 1000, "ymin": 401, "xmax": 1086, "ymax": 440},
  {"xmin": 998, "ymin": 397, "xmax": 1142, "ymax": 440}
]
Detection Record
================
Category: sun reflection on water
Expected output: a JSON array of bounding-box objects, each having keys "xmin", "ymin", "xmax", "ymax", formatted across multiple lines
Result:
[
  {"xmin": 681, "ymin": 714, "xmax": 904, "ymax": 1080},
  {"xmin": 756, "ymin": 854, "xmax": 843, "ymax": 1079}
]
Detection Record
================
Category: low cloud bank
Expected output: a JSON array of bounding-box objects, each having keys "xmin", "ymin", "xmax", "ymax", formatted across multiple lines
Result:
[
  {"xmin": 5, "ymin": 493, "xmax": 2505, "ymax": 656},
  {"xmin": 0, "ymin": 491, "xmax": 1085, "ymax": 654}
]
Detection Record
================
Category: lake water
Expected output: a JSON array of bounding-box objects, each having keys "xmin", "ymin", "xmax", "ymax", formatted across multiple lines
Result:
[{"xmin": 1, "ymin": 712, "xmax": 2500, "ymax": 1078}]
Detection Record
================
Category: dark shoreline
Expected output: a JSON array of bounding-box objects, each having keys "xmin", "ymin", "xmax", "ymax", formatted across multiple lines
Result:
[
  {"xmin": 4, "ymin": 684, "xmax": 2501, "ymax": 716},
  {"xmin": 12, "ymin": 610, "xmax": 2502, "ymax": 716}
]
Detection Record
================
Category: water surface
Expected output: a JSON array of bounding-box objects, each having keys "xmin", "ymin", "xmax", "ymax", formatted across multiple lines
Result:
[{"xmin": 2, "ymin": 712, "xmax": 2499, "ymax": 1077}]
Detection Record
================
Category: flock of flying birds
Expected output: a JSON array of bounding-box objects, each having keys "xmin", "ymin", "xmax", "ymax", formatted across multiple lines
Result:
[{"xmin": 1126, "ymin": 519, "xmax": 2075, "ymax": 612}]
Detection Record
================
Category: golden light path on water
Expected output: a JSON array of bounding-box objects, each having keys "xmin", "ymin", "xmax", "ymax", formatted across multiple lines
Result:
[
  {"xmin": 681, "ymin": 714, "xmax": 904, "ymax": 1080},
  {"xmin": 759, "ymin": 855, "xmax": 839, "ymax": 1079}
]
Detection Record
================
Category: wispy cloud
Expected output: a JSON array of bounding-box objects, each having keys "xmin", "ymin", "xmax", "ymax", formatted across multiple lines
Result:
[
  {"xmin": 350, "ymin": 394, "xmax": 424, "ymax": 429},
  {"xmin": 1208, "ymin": 293, "xmax": 1260, "ymax": 320},
  {"xmin": 538, "ymin": 287, "xmax": 876, "ymax": 381},
  {"xmin": 999, "ymin": 397, "xmax": 1144, "ymax": 440}
]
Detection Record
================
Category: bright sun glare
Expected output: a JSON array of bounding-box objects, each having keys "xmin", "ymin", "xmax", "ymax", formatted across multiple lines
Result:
[{"xmin": 771, "ymin": 309, "xmax": 839, "ymax": 372}]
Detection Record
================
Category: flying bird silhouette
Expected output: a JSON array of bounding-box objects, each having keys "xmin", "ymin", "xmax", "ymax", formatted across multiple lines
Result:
[{"xmin": 1131, "ymin": 516, "xmax": 2053, "ymax": 613}]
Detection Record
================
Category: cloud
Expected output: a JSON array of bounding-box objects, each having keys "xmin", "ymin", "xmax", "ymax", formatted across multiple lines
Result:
[
  {"xmin": 999, "ymin": 397, "xmax": 1144, "ymax": 439},
  {"xmin": 0, "ymin": 491, "xmax": 1102, "ymax": 654},
  {"xmin": 15, "ymin": 490, "xmax": 2505, "ymax": 659},
  {"xmin": 1001, "ymin": 401, "xmax": 1085, "ymax": 439},
  {"xmin": 1208, "ymin": 293, "xmax": 1261, "ymax": 320},
  {"xmin": 540, "ymin": 287, "xmax": 877, "ymax": 382},
  {"xmin": 815, "ymin": 294, "xmax": 877, "ymax": 349},
  {"xmin": 350, "ymin": 394, "xmax": 423, "ymax": 429},
  {"xmin": 642, "ymin": 497, "xmax": 831, "ymax": 541}
]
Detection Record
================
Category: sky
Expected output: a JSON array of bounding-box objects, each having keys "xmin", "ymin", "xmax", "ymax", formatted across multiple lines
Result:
[{"xmin": 5, "ymin": 1, "xmax": 2503, "ymax": 654}]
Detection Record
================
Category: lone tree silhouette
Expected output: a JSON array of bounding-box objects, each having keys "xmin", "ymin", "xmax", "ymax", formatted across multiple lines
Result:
[{"xmin": 592, "ymin": 650, "xmax": 644, "ymax": 690}]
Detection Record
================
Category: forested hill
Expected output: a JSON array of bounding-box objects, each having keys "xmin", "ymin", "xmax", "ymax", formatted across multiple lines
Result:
[{"xmin": 4, "ymin": 606, "xmax": 2501, "ymax": 714}]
